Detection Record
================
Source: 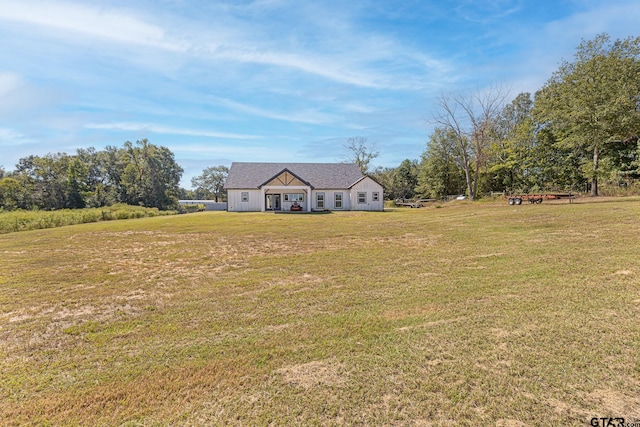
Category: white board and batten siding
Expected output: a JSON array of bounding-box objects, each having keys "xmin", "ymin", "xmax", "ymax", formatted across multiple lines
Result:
[
  {"xmin": 227, "ymin": 189, "xmax": 262, "ymax": 212},
  {"xmin": 311, "ymin": 190, "xmax": 347, "ymax": 211},
  {"xmin": 349, "ymin": 177, "xmax": 384, "ymax": 211}
]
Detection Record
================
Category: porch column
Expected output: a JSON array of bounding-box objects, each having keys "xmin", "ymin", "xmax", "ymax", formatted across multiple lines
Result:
[
  {"xmin": 306, "ymin": 186, "xmax": 311, "ymax": 212},
  {"xmin": 260, "ymin": 187, "xmax": 266, "ymax": 212}
]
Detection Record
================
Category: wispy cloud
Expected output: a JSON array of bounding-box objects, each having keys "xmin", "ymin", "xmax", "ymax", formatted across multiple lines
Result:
[
  {"xmin": 0, "ymin": 127, "xmax": 26, "ymax": 141},
  {"xmin": 0, "ymin": 0, "xmax": 449, "ymax": 90},
  {"xmin": 85, "ymin": 122, "xmax": 261, "ymax": 140},
  {"xmin": 0, "ymin": 1, "xmax": 187, "ymax": 51},
  {"xmin": 544, "ymin": 1, "xmax": 640, "ymax": 43},
  {"xmin": 210, "ymin": 96, "xmax": 336, "ymax": 125}
]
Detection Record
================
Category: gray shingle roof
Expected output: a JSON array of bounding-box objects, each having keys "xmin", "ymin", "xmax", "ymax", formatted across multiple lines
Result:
[{"xmin": 224, "ymin": 162, "xmax": 366, "ymax": 189}]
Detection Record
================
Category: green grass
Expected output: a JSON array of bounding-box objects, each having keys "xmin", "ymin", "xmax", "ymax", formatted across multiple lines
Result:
[
  {"xmin": 0, "ymin": 204, "xmax": 178, "ymax": 234},
  {"xmin": 1, "ymin": 198, "xmax": 640, "ymax": 425}
]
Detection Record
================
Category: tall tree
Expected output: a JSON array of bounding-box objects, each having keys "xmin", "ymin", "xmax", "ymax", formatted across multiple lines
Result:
[
  {"xmin": 433, "ymin": 85, "xmax": 509, "ymax": 200},
  {"xmin": 66, "ymin": 157, "xmax": 88, "ymax": 209},
  {"xmin": 416, "ymin": 127, "xmax": 466, "ymax": 199},
  {"xmin": 191, "ymin": 166, "xmax": 229, "ymax": 201},
  {"xmin": 0, "ymin": 177, "xmax": 31, "ymax": 210},
  {"xmin": 391, "ymin": 159, "xmax": 419, "ymax": 200},
  {"xmin": 488, "ymin": 92, "xmax": 536, "ymax": 192},
  {"xmin": 15, "ymin": 153, "xmax": 71, "ymax": 210},
  {"xmin": 345, "ymin": 137, "xmax": 379, "ymax": 174},
  {"xmin": 534, "ymin": 34, "xmax": 640, "ymax": 196},
  {"xmin": 120, "ymin": 139, "xmax": 184, "ymax": 209}
]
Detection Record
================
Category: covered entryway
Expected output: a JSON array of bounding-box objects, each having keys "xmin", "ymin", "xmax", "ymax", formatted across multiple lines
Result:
[
  {"xmin": 265, "ymin": 194, "xmax": 281, "ymax": 211},
  {"xmin": 259, "ymin": 169, "xmax": 312, "ymax": 212}
]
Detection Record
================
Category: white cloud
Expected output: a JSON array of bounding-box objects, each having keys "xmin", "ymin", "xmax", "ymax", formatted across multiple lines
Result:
[
  {"xmin": 170, "ymin": 143, "xmax": 273, "ymax": 156},
  {"xmin": 210, "ymin": 96, "xmax": 337, "ymax": 125},
  {"xmin": 85, "ymin": 122, "xmax": 261, "ymax": 140},
  {"xmin": 0, "ymin": 0, "xmax": 187, "ymax": 51},
  {"xmin": 544, "ymin": 1, "xmax": 640, "ymax": 43},
  {"xmin": 0, "ymin": 127, "xmax": 25, "ymax": 141},
  {"xmin": 0, "ymin": 1, "xmax": 448, "ymax": 90}
]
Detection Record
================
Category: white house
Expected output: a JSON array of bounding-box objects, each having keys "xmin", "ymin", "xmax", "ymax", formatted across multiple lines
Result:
[{"xmin": 224, "ymin": 162, "xmax": 384, "ymax": 212}]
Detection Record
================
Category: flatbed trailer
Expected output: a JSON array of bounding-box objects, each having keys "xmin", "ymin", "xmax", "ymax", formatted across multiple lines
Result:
[
  {"xmin": 394, "ymin": 198, "xmax": 438, "ymax": 208},
  {"xmin": 507, "ymin": 193, "xmax": 574, "ymax": 205},
  {"xmin": 394, "ymin": 199, "xmax": 423, "ymax": 208}
]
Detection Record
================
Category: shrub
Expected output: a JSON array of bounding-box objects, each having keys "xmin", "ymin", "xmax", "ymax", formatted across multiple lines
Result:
[{"xmin": 0, "ymin": 205, "xmax": 180, "ymax": 234}]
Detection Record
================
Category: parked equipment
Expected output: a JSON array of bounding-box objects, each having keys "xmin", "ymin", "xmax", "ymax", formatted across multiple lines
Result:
[{"xmin": 507, "ymin": 193, "xmax": 574, "ymax": 205}]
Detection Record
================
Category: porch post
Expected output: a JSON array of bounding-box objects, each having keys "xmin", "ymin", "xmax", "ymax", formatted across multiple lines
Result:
[
  {"xmin": 260, "ymin": 187, "xmax": 266, "ymax": 212},
  {"xmin": 306, "ymin": 186, "xmax": 312, "ymax": 212}
]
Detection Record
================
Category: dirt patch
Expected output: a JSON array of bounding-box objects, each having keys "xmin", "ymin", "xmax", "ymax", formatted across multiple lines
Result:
[
  {"xmin": 614, "ymin": 270, "xmax": 633, "ymax": 276},
  {"xmin": 587, "ymin": 389, "xmax": 640, "ymax": 417},
  {"xmin": 278, "ymin": 359, "xmax": 347, "ymax": 389}
]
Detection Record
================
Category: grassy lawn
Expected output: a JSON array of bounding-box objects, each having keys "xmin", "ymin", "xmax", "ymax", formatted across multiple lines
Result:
[{"xmin": 1, "ymin": 198, "xmax": 639, "ymax": 426}]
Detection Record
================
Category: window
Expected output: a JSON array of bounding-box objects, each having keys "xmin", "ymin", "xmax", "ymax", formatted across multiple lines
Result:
[
  {"xmin": 284, "ymin": 193, "xmax": 304, "ymax": 202},
  {"xmin": 335, "ymin": 192, "xmax": 343, "ymax": 209},
  {"xmin": 372, "ymin": 192, "xmax": 380, "ymax": 202},
  {"xmin": 358, "ymin": 192, "xmax": 367, "ymax": 204},
  {"xmin": 241, "ymin": 192, "xmax": 249, "ymax": 202},
  {"xmin": 316, "ymin": 192, "xmax": 325, "ymax": 209}
]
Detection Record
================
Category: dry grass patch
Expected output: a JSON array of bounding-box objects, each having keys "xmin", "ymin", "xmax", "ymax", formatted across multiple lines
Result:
[{"xmin": 278, "ymin": 359, "xmax": 348, "ymax": 389}]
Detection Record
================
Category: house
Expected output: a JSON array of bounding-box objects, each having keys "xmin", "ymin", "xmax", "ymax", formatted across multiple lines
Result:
[{"xmin": 224, "ymin": 162, "xmax": 384, "ymax": 212}]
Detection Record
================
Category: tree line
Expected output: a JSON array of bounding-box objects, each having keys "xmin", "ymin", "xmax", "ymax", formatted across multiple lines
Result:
[
  {"xmin": 0, "ymin": 139, "xmax": 183, "ymax": 211},
  {"xmin": 2, "ymin": 34, "xmax": 639, "ymax": 211},
  {"xmin": 371, "ymin": 34, "xmax": 640, "ymax": 200}
]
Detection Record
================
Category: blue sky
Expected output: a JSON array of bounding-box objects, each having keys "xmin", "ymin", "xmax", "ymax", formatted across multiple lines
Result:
[{"xmin": 1, "ymin": 0, "xmax": 639, "ymax": 188}]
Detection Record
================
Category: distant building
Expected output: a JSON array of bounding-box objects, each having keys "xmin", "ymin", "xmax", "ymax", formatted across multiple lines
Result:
[{"xmin": 224, "ymin": 162, "xmax": 384, "ymax": 212}]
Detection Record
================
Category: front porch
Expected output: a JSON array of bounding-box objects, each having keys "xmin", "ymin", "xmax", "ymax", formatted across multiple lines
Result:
[
  {"xmin": 261, "ymin": 186, "xmax": 311, "ymax": 212},
  {"xmin": 260, "ymin": 169, "xmax": 312, "ymax": 212}
]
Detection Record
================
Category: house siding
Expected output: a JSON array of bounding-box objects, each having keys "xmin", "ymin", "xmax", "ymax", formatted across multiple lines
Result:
[
  {"xmin": 227, "ymin": 189, "xmax": 261, "ymax": 212},
  {"xmin": 312, "ymin": 190, "xmax": 350, "ymax": 210},
  {"xmin": 349, "ymin": 177, "xmax": 384, "ymax": 211}
]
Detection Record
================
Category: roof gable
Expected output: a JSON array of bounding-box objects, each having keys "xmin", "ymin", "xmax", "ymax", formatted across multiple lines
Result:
[
  {"xmin": 262, "ymin": 169, "xmax": 310, "ymax": 188},
  {"xmin": 225, "ymin": 162, "xmax": 365, "ymax": 189}
]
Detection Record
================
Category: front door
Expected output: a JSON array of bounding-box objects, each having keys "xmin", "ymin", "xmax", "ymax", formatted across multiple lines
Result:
[{"xmin": 265, "ymin": 194, "xmax": 281, "ymax": 211}]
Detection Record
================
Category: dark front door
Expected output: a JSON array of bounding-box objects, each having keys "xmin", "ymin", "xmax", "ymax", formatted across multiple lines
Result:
[{"xmin": 265, "ymin": 194, "xmax": 281, "ymax": 211}]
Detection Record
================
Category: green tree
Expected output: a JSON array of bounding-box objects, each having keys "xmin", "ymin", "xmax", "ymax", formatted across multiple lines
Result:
[
  {"xmin": 120, "ymin": 139, "xmax": 184, "ymax": 210},
  {"xmin": 416, "ymin": 127, "xmax": 466, "ymax": 199},
  {"xmin": 488, "ymin": 92, "xmax": 536, "ymax": 192},
  {"xmin": 531, "ymin": 129, "xmax": 587, "ymax": 192},
  {"xmin": 0, "ymin": 177, "xmax": 31, "ymax": 210},
  {"xmin": 534, "ymin": 34, "xmax": 640, "ymax": 196},
  {"xmin": 66, "ymin": 157, "xmax": 89, "ymax": 208},
  {"xmin": 191, "ymin": 166, "xmax": 229, "ymax": 202},
  {"xmin": 391, "ymin": 159, "xmax": 419, "ymax": 200},
  {"xmin": 15, "ymin": 153, "xmax": 72, "ymax": 210}
]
